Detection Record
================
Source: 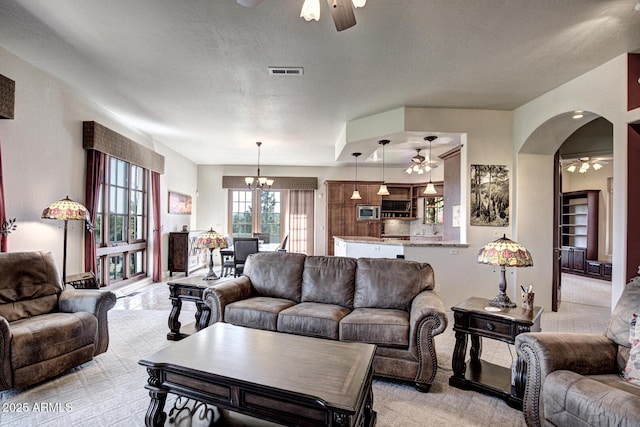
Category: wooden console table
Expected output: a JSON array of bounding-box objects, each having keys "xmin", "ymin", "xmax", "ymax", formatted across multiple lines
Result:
[{"xmin": 449, "ymin": 296, "xmax": 543, "ymax": 409}]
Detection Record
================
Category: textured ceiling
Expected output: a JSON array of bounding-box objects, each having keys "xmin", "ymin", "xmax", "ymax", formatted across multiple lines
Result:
[{"xmin": 0, "ymin": 0, "xmax": 638, "ymax": 167}]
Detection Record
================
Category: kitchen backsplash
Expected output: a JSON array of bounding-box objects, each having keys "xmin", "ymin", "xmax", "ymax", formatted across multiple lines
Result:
[{"xmin": 382, "ymin": 219, "xmax": 442, "ymax": 236}]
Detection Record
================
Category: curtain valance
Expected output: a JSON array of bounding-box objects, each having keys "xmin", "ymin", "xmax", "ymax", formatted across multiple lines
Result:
[{"xmin": 83, "ymin": 121, "xmax": 164, "ymax": 174}]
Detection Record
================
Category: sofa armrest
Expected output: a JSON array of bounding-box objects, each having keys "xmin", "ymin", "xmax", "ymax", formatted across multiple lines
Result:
[
  {"xmin": 59, "ymin": 290, "xmax": 117, "ymax": 355},
  {"xmin": 515, "ymin": 332, "xmax": 618, "ymax": 427},
  {"xmin": 202, "ymin": 276, "xmax": 253, "ymax": 325},
  {"xmin": 0, "ymin": 315, "xmax": 11, "ymax": 390},
  {"xmin": 408, "ymin": 290, "xmax": 448, "ymax": 386}
]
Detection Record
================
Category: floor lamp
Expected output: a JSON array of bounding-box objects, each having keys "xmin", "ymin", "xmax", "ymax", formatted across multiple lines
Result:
[
  {"xmin": 196, "ymin": 228, "xmax": 228, "ymax": 280},
  {"xmin": 42, "ymin": 196, "xmax": 89, "ymax": 287}
]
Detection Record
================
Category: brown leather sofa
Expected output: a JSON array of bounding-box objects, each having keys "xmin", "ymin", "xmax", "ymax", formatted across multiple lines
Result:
[
  {"xmin": 0, "ymin": 251, "xmax": 116, "ymax": 390},
  {"xmin": 203, "ymin": 252, "xmax": 448, "ymax": 391},
  {"xmin": 515, "ymin": 277, "xmax": 640, "ymax": 426}
]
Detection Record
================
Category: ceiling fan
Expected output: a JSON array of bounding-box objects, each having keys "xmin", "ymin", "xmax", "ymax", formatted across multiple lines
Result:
[
  {"xmin": 237, "ymin": 0, "xmax": 366, "ymax": 32},
  {"xmin": 405, "ymin": 148, "xmax": 439, "ymax": 175},
  {"xmin": 562, "ymin": 156, "xmax": 611, "ymax": 173}
]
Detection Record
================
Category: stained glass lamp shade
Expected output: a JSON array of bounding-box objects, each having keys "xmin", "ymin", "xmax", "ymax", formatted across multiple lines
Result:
[
  {"xmin": 196, "ymin": 228, "xmax": 228, "ymax": 280},
  {"xmin": 41, "ymin": 196, "xmax": 90, "ymax": 286},
  {"xmin": 477, "ymin": 234, "xmax": 533, "ymax": 308}
]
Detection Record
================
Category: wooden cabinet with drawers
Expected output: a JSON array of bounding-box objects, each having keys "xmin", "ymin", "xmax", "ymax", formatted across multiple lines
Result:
[{"xmin": 168, "ymin": 231, "xmax": 207, "ymax": 277}]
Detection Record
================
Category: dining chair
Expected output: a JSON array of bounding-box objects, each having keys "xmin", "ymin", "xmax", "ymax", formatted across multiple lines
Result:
[
  {"xmin": 277, "ymin": 234, "xmax": 289, "ymax": 252},
  {"xmin": 252, "ymin": 232, "xmax": 270, "ymax": 243},
  {"xmin": 220, "ymin": 235, "xmax": 234, "ymax": 277},
  {"xmin": 233, "ymin": 237, "xmax": 259, "ymax": 277}
]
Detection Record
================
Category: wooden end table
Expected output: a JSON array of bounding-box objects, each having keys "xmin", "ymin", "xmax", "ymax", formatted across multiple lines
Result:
[
  {"xmin": 166, "ymin": 276, "xmax": 230, "ymax": 341},
  {"xmin": 449, "ymin": 296, "xmax": 543, "ymax": 409}
]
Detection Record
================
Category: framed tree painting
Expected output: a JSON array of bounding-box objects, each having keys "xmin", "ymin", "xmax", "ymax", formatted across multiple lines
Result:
[
  {"xmin": 470, "ymin": 165, "xmax": 509, "ymax": 226},
  {"xmin": 168, "ymin": 191, "xmax": 192, "ymax": 215}
]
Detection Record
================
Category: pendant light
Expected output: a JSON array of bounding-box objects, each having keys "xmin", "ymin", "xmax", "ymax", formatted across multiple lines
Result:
[
  {"xmin": 377, "ymin": 139, "xmax": 390, "ymax": 196},
  {"xmin": 245, "ymin": 141, "xmax": 274, "ymax": 191},
  {"xmin": 351, "ymin": 152, "xmax": 362, "ymax": 200},
  {"xmin": 423, "ymin": 136, "xmax": 438, "ymax": 195}
]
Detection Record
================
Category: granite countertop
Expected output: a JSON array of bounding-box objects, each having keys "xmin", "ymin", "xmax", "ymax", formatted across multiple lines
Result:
[{"xmin": 334, "ymin": 236, "xmax": 469, "ymax": 247}]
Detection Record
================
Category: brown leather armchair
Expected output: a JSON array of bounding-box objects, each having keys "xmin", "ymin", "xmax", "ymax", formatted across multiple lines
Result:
[
  {"xmin": 516, "ymin": 277, "xmax": 640, "ymax": 426},
  {"xmin": 0, "ymin": 251, "xmax": 116, "ymax": 390}
]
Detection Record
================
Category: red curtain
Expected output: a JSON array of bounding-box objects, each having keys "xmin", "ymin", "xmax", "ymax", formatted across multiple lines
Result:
[
  {"xmin": 84, "ymin": 149, "xmax": 106, "ymax": 276},
  {"xmin": 0, "ymin": 135, "xmax": 6, "ymax": 252},
  {"xmin": 151, "ymin": 171, "xmax": 162, "ymax": 282}
]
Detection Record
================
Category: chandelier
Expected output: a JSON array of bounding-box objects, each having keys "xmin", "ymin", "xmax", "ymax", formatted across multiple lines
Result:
[
  {"xmin": 565, "ymin": 157, "xmax": 605, "ymax": 174},
  {"xmin": 405, "ymin": 148, "xmax": 439, "ymax": 175},
  {"xmin": 245, "ymin": 141, "xmax": 274, "ymax": 190}
]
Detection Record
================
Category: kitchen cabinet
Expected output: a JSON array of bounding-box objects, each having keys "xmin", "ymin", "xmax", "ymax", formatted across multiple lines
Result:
[{"xmin": 325, "ymin": 181, "xmax": 381, "ymax": 255}]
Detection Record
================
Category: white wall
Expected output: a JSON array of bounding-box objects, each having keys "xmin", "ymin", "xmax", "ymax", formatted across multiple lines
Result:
[
  {"xmin": 0, "ymin": 47, "xmax": 198, "ymax": 280},
  {"xmin": 514, "ymin": 53, "xmax": 640, "ymax": 309}
]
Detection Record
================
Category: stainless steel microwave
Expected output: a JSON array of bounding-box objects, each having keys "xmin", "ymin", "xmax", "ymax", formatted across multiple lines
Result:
[{"xmin": 357, "ymin": 205, "xmax": 381, "ymax": 221}]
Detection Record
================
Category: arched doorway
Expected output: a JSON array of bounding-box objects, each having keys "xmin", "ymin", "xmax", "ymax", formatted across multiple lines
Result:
[{"xmin": 516, "ymin": 111, "xmax": 613, "ymax": 311}]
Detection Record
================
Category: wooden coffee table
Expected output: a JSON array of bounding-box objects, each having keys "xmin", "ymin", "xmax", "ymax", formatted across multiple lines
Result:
[{"xmin": 139, "ymin": 323, "xmax": 377, "ymax": 426}]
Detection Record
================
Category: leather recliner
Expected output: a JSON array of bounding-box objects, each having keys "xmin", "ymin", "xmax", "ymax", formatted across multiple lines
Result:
[
  {"xmin": 0, "ymin": 251, "xmax": 116, "ymax": 390},
  {"xmin": 516, "ymin": 277, "xmax": 640, "ymax": 426}
]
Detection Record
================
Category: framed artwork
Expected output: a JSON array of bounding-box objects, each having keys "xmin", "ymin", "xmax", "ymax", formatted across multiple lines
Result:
[
  {"xmin": 168, "ymin": 191, "xmax": 192, "ymax": 215},
  {"xmin": 470, "ymin": 165, "xmax": 509, "ymax": 226}
]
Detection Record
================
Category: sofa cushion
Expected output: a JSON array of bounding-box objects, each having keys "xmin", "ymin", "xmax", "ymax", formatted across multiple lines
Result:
[
  {"xmin": 225, "ymin": 297, "xmax": 296, "ymax": 331},
  {"xmin": 301, "ymin": 256, "xmax": 356, "ymax": 308},
  {"xmin": 340, "ymin": 308, "xmax": 409, "ymax": 348},
  {"xmin": 606, "ymin": 277, "xmax": 640, "ymax": 348},
  {"xmin": 0, "ymin": 251, "xmax": 62, "ymax": 322},
  {"xmin": 10, "ymin": 312, "xmax": 97, "ymax": 369},
  {"xmin": 244, "ymin": 252, "xmax": 306, "ymax": 302},
  {"xmin": 543, "ymin": 370, "xmax": 640, "ymax": 426},
  {"xmin": 353, "ymin": 258, "xmax": 433, "ymax": 311},
  {"xmin": 622, "ymin": 313, "xmax": 640, "ymax": 386},
  {"xmin": 277, "ymin": 302, "xmax": 351, "ymax": 340}
]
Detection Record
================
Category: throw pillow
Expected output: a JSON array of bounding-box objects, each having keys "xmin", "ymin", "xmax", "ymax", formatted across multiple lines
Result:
[{"xmin": 622, "ymin": 313, "xmax": 640, "ymax": 386}]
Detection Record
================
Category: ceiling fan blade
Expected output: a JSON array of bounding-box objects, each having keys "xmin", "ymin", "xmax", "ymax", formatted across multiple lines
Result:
[
  {"xmin": 326, "ymin": 0, "xmax": 356, "ymax": 31},
  {"xmin": 236, "ymin": 0, "xmax": 264, "ymax": 7}
]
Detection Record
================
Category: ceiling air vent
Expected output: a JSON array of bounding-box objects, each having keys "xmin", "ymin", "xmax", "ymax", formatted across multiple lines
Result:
[{"xmin": 268, "ymin": 67, "xmax": 304, "ymax": 76}]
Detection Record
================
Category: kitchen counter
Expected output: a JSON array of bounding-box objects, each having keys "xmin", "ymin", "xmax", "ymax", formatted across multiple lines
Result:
[{"xmin": 335, "ymin": 236, "xmax": 468, "ymax": 247}]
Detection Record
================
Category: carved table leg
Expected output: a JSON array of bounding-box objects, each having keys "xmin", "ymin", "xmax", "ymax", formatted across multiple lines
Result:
[
  {"xmin": 451, "ymin": 330, "xmax": 468, "ymax": 379},
  {"xmin": 513, "ymin": 356, "xmax": 527, "ymax": 398},
  {"xmin": 197, "ymin": 303, "xmax": 211, "ymax": 331},
  {"xmin": 145, "ymin": 368, "xmax": 167, "ymax": 427},
  {"xmin": 470, "ymin": 335, "xmax": 482, "ymax": 368},
  {"xmin": 167, "ymin": 296, "xmax": 183, "ymax": 340}
]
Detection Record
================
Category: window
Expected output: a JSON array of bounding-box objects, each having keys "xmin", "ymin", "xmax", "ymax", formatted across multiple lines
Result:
[
  {"xmin": 95, "ymin": 157, "xmax": 148, "ymax": 286},
  {"xmin": 230, "ymin": 190, "xmax": 284, "ymax": 243}
]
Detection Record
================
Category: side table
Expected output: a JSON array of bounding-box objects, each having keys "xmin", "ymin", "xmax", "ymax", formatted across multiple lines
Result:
[
  {"xmin": 449, "ymin": 296, "xmax": 543, "ymax": 409},
  {"xmin": 166, "ymin": 276, "xmax": 229, "ymax": 340}
]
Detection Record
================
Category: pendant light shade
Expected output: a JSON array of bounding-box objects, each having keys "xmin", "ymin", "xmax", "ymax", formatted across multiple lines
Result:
[
  {"xmin": 351, "ymin": 152, "xmax": 362, "ymax": 200},
  {"xmin": 377, "ymin": 139, "xmax": 390, "ymax": 196},
  {"xmin": 423, "ymin": 136, "xmax": 438, "ymax": 195}
]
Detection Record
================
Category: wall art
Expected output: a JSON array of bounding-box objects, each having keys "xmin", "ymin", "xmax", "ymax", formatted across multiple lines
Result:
[
  {"xmin": 470, "ymin": 164, "xmax": 509, "ymax": 226},
  {"xmin": 168, "ymin": 191, "xmax": 192, "ymax": 215}
]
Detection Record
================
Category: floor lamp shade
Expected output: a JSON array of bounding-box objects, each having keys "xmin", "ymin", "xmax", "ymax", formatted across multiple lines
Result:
[{"xmin": 41, "ymin": 196, "xmax": 90, "ymax": 286}]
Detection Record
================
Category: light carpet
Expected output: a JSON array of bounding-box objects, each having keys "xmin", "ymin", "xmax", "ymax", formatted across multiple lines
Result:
[{"xmin": 0, "ymin": 295, "xmax": 610, "ymax": 427}]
